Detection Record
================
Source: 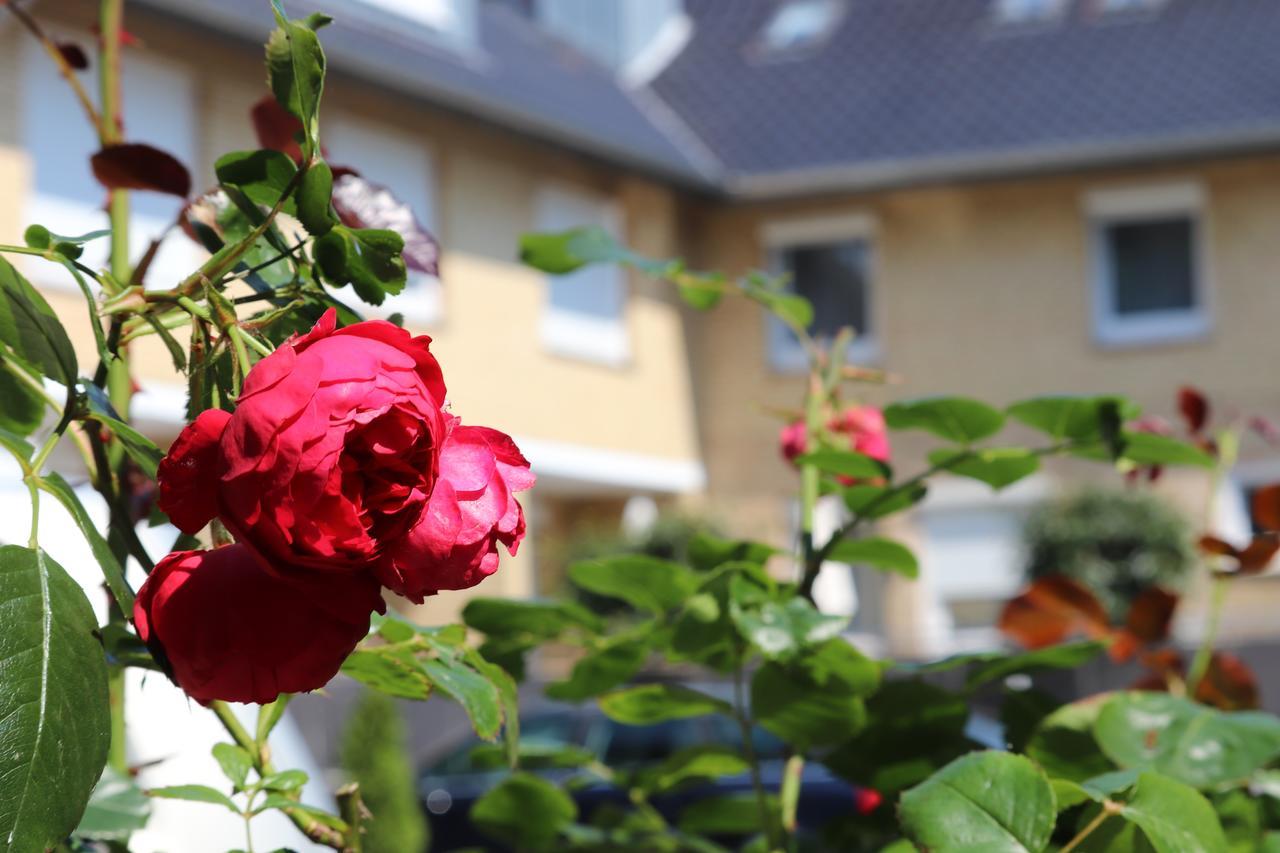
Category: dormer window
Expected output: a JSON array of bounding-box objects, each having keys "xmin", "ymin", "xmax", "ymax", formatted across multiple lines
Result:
[
  {"xmin": 759, "ymin": 0, "xmax": 845, "ymax": 55},
  {"xmin": 993, "ymin": 0, "xmax": 1068, "ymax": 25},
  {"xmin": 357, "ymin": 0, "xmax": 478, "ymax": 48}
]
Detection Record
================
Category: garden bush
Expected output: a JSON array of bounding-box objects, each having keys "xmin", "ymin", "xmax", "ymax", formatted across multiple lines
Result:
[{"xmin": 2, "ymin": 2, "xmax": 1278, "ymax": 852}]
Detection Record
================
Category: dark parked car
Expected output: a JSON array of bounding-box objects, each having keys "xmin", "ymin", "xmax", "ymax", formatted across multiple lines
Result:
[{"xmin": 418, "ymin": 702, "xmax": 864, "ymax": 851}]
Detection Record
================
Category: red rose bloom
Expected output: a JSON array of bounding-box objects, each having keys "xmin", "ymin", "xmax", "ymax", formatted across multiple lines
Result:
[
  {"xmin": 133, "ymin": 544, "xmax": 383, "ymax": 704},
  {"xmin": 378, "ymin": 418, "xmax": 535, "ymax": 603},
  {"xmin": 157, "ymin": 309, "xmax": 448, "ymax": 572},
  {"xmin": 780, "ymin": 405, "xmax": 891, "ymax": 483}
]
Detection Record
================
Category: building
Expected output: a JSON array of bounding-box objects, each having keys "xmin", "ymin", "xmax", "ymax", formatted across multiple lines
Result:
[{"xmin": 4, "ymin": 0, "xmax": 1280, "ymax": 678}]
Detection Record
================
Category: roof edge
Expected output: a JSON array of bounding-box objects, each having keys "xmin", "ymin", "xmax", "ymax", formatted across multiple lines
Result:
[{"xmin": 726, "ymin": 125, "xmax": 1280, "ymax": 200}]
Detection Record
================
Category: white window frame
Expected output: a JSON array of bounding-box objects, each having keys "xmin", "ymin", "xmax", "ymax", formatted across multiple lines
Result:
[
  {"xmin": 323, "ymin": 115, "xmax": 442, "ymax": 326},
  {"xmin": 535, "ymin": 184, "xmax": 630, "ymax": 368},
  {"xmin": 1085, "ymin": 181, "xmax": 1212, "ymax": 349},
  {"xmin": 761, "ymin": 212, "xmax": 880, "ymax": 373}
]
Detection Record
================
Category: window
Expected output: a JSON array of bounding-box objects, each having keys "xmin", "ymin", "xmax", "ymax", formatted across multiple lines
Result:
[
  {"xmin": 324, "ymin": 117, "xmax": 441, "ymax": 324},
  {"xmin": 763, "ymin": 214, "xmax": 878, "ymax": 372},
  {"xmin": 759, "ymin": 0, "xmax": 845, "ymax": 54},
  {"xmin": 993, "ymin": 0, "xmax": 1068, "ymax": 24},
  {"xmin": 21, "ymin": 40, "xmax": 200, "ymax": 290},
  {"xmin": 356, "ymin": 0, "xmax": 478, "ymax": 48},
  {"xmin": 1086, "ymin": 183, "xmax": 1209, "ymax": 347},
  {"xmin": 535, "ymin": 184, "xmax": 628, "ymax": 366}
]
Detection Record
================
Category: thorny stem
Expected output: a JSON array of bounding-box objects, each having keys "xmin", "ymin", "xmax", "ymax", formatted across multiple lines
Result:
[
  {"xmin": 209, "ymin": 701, "xmax": 349, "ymax": 850},
  {"xmin": 4, "ymin": 1, "xmax": 105, "ymax": 136},
  {"xmin": 733, "ymin": 645, "xmax": 783, "ymax": 851},
  {"xmin": 1061, "ymin": 801, "xmax": 1121, "ymax": 853},
  {"xmin": 1186, "ymin": 428, "xmax": 1240, "ymax": 695},
  {"xmin": 99, "ymin": 0, "xmax": 133, "ymax": 777}
]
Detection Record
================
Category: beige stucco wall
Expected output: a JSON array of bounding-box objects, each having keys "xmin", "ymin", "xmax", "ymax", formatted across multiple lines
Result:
[
  {"xmin": 689, "ymin": 154, "xmax": 1280, "ymax": 543},
  {"xmin": 0, "ymin": 7, "xmax": 702, "ymax": 471}
]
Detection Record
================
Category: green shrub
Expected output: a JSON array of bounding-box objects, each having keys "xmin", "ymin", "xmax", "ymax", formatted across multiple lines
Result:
[
  {"xmin": 1022, "ymin": 488, "xmax": 1196, "ymax": 618},
  {"xmin": 340, "ymin": 691, "xmax": 429, "ymax": 853}
]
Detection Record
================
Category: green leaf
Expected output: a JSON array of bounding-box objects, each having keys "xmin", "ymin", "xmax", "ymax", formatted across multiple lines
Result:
[
  {"xmin": 214, "ymin": 149, "xmax": 298, "ymax": 212},
  {"xmin": 0, "ymin": 546, "xmax": 110, "ymax": 851},
  {"xmin": 821, "ymin": 680, "xmax": 970, "ymax": 794},
  {"xmin": 266, "ymin": 4, "xmax": 327, "ymax": 156},
  {"xmin": 519, "ymin": 226, "xmax": 633, "ymax": 274},
  {"xmin": 884, "ymin": 396, "xmax": 1005, "ymax": 444},
  {"xmin": 38, "ymin": 472, "xmax": 134, "ymax": 613},
  {"xmin": 73, "ymin": 766, "xmax": 150, "ymax": 842},
  {"xmin": 146, "ymin": 784, "xmax": 239, "ymax": 813},
  {"xmin": 258, "ymin": 769, "xmax": 307, "ymax": 793},
  {"xmin": 688, "ymin": 533, "xmax": 777, "ymax": 572},
  {"xmin": 314, "ymin": 225, "xmax": 407, "ymax": 306},
  {"xmin": 0, "ymin": 256, "xmax": 78, "ymax": 388},
  {"xmin": 341, "ymin": 647, "xmax": 432, "ymax": 700},
  {"xmin": 297, "ymin": 159, "xmax": 335, "ymax": 236},
  {"xmin": 1119, "ymin": 772, "xmax": 1228, "ymax": 853},
  {"xmin": 678, "ymin": 793, "xmax": 778, "ymax": 836},
  {"xmin": 465, "ymin": 648, "xmax": 520, "ymax": 766},
  {"xmin": 843, "ymin": 482, "xmax": 928, "ymax": 519},
  {"xmin": 23, "ymin": 224, "xmax": 111, "ymax": 251},
  {"xmin": 1025, "ymin": 696, "xmax": 1115, "ymax": 784},
  {"xmin": 598, "ymin": 684, "xmax": 731, "ymax": 725},
  {"xmin": 963, "ymin": 640, "xmax": 1108, "ymax": 690},
  {"xmin": 751, "ymin": 639, "xmax": 879, "ymax": 750},
  {"xmin": 545, "ymin": 634, "xmax": 650, "ymax": 701},
  {"xmin": 82, "ymin": 392, "xmax": 164, "ymax": 479},
  {"xmin": 1093, "ymin": 692, "xmax": 1280, "ymax": 789},
  {"xmin": 0, "ymin": 369, "xmax": 43, "ymax": 437},
  {"xmin": 899, "ymin": 751, "xmax": 1056, "ymax": 853},
  {"xmin": 569, "ymin": 555, "xmax": 698, "ymax": 614},
  {"xmin": 212, "ymin": 743, "xmax": 253, "ymax": 789},
  {"xmin": 421, "ymin": 644, "xmax": 503, "ymax": 741},
  {"xmin": 731, "ymin": 597, "xmax": 847, "ymax": 660},
  {"xmin": 795, "ymin": 449, "xmax": 890, "ymax": 481},
  {"xmin": 1006, "ymin": 396, "xmax": 1138, "ymax": 442},
  {"xmin": 928, "ymin": 447, "xmax": 1041, "ymax": 489},
  {"xmin": 637, "ymin": 745, "xmax": 751, "ymax": 794},
  {"xmin": 1120, "ymin": 432, "xmax": 1215, "ymax": 468},
  {"xmin": 826, "ymin": 536, "xmax": 919, "ymax": 579},
  {"xmin": 468, "ymin": 741, "xmax": 594, "ymax": 772},
  {"xmin": 470, "ymin": 773, "xmax": 576, "ymax": 849},
  {"xmin": 674, "ymin": 271, "xmax": 724, "ymax": 310},
  {"xmin": 463, "ymin": 597, "xmax": 603, "ymax": 639},
  {"xmin": 1051, "ymin": 778, "xmax": 1094, "ymax": 812}
]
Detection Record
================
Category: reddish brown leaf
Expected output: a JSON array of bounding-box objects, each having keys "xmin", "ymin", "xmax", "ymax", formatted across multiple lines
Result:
[
  {"xmin": 251, "ymin": 94, "xmax": 304, "ymax": 163},
  {"xmin": 1111, "ymin": 586, "xmax": 1179, "ymax": 661},
  {"xmin": 1195, "ymin": 652, "xmax": 1260, "ymax": 710},
  {"xmin": 57, "ymin": 41, "xmax": 89, "ymax": 70},
  {"xmin": 332, "ymin": 173, "xmax": 440, "ymax": 276},
  {"xmin": 998, "ymin": 575, "xmax": 1110, "ymax": 649},
  {"xmin": 1252, "ymin": 484, "xmax": 1280, "ymax": 532},
  {"xmin": 1177, "ymin": 386, "xmax": 1210, "ymax": 434},
  {"xmin": 1131, "ymin": 649, "xmax": 1185, "ymax": 692},
  {"xmin": 1198, "ymin": 534, "xmax": 1239, "ymax": 560},
  {"xmin": 1236, "ymin": 533, "xmax": 1280, "ymax": 574},
  {"xmin": 91, "ymin": 143, "xmax": 191, "ymax": 197}
]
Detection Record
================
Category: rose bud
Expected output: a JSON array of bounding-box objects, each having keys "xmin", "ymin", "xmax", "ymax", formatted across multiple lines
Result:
[
  {"xmin": 853, "ymin": 787, "xmax": 883, "ymax": 815},
  {"xmin": 780, "ymin": 405, "xmax": 890, "ymax": 484},
  {"xmin": 379, "ymin": 419, "xmax": 535, "ymax": 603},
  {"xmin": 157, "ymin": 309, "xmax": 448, "ymax": 572},
  {"xmin": 134, "ymin": 544, "xmax": 383, "ymax": 705}
]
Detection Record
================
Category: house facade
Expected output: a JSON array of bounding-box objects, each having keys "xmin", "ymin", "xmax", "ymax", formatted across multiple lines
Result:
[{"xmin": 2, "ymin": 0, "xmax": 1280, "ymax": 660}]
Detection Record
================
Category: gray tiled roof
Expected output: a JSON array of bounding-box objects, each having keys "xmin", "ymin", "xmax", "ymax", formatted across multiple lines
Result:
[
  {"xmin": 140, "ymin": 0, "xmax": 1280, "ymax": 198},
  {"xmin": 136, "ymin": 0, "xmax": 719, "ymax": 186},
  {"xmin": 652, "ymin": 0, "xmax": 1280, "ymax": 195}
]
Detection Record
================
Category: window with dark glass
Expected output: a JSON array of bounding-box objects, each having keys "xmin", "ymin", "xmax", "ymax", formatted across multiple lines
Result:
[
  {"xmin": 781, "ymin": 240, "xmax": 871, "ymax": 341},
  {"xmin": 1102, "ymin": 216, "xmax": 1197, "ymax": 316}
]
